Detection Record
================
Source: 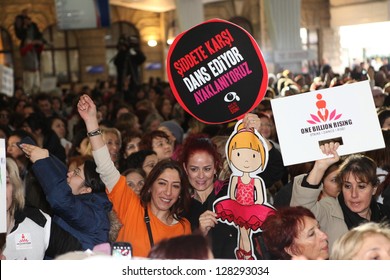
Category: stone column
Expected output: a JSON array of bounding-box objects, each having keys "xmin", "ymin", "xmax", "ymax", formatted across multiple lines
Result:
[
  {"xmin": 174, "ymin": 0, "xmax": 204, "ymax": 32},
  {"xmin": 263, "ymin": 0, "xmax": 306, "ymax": 73}
]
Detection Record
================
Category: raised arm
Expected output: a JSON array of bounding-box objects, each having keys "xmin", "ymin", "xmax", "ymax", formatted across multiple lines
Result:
[
  {"xmin": 77, "ymin": 94, "xmax": 120, "ymax": 191},
  {"xmin": 306, "ymin": 142, "xmax": 340, "ymax": 185},
  {"xmin": 20, "ymin": 143, "xmax": 49, "ymax": 162},
  {"xmin": 291, "ymin": 142, "xmax": 340, "ymax": 210},
  {"xmin": 244, "ymin": 112, "xmax": 285, "ymax": 188},
  {"xmin": 77, "ymin": 94, "xmax": 104, "ymax": 150}
]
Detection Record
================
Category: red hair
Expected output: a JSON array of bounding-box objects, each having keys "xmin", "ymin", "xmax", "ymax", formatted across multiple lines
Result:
[
  {"xmin": 262, "ymin": 206, "xmax": 316, "ymax": 260},
  {"xmin": 178, "ymin": 133, "xmax": 222, "ymax": 174}
]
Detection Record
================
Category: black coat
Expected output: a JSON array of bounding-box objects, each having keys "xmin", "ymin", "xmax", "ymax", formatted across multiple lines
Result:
[{"xmin": 186, "ymin": 183, "xmax": 270, "ymax": 259}]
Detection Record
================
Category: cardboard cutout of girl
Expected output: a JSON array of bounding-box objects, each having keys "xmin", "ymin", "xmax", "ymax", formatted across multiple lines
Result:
[{"xmin": 213, "ymin": 120, "xmax": 275, "ymax": 260}]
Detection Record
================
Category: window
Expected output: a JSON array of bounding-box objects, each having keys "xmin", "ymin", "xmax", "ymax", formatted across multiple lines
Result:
[
  {"xmin": 105, "ymin": 21, "xmax": 140, "ymax": 77},
  {"xmin": 300, "ymin": 28, "xmax": 318, "ymax": 52},
  {"xmin": 0, "ymin": 27, "xmax": 13, "ymax": 67},
  {"xmin": 41, "ymin": 25, "xmax": 79, "ymax": 84}
]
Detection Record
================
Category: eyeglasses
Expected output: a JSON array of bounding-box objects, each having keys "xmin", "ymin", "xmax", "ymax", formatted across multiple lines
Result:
[{"xmin": 72, "ymin": 167, "xmax": 85, "ymax": 181}]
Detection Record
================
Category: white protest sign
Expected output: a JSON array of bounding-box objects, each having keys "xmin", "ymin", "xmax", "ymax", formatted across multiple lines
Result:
[
  {"xmin": 0, "ymin": 64, "xmax": 14, "ymax": 97},
  {"xmin": 271, "ymin": 81, "xmax": 385, "ymax": 166},
  {"xmin": 0, "ymin": 139, "xmax": 6, "ymax": 233}
]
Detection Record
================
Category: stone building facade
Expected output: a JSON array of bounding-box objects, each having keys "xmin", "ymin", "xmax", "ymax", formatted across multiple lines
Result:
[{"xmin": 0, "ymin": 0, "xmax": 388, "ymax": 86}]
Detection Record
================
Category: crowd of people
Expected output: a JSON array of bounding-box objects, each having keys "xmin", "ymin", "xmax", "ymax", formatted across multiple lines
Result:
[{"xmin": 1, "ymin": 61, "xmax": 390, "ymax": 260}]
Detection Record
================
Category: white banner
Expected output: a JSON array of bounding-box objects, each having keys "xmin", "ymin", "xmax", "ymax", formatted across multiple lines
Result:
[{"xmin": 1, "ymin": 259, "xmax": 389, "ymax": 279}]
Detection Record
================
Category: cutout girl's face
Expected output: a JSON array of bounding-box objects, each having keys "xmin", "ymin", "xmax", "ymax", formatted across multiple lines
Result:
[{"xmin": 230, "ymin": 148, "xmax": 261, "ymax": 173}]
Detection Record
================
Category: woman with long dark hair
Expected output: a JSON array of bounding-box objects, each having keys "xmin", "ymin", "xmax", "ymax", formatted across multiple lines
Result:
[
  {"xmin": 291, "ymin": 142, "xmax": 390, "ymax": 251},
  {"xmin": 76, "ymin": 94, "xmax": 191, "ymax": 257}
]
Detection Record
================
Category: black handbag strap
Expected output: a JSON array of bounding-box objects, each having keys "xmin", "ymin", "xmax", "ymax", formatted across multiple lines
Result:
[{"xmin": 144, "ymin": 206, "xmax": 154, "ymax": 247}]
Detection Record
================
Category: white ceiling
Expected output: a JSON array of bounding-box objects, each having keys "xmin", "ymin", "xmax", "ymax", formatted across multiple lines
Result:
[
  {"xmin": 330, "ymin": 0, "xmax": 382, "ymax": 7},
  {"xmin": 110, "ymin": 0, "xmax": 226, "ymax": 13}
]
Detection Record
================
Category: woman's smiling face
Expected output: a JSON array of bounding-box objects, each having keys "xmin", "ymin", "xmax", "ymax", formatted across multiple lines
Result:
[{"xmin": 150, "ymin": 168, "xmax": 181, "ymax": 213}]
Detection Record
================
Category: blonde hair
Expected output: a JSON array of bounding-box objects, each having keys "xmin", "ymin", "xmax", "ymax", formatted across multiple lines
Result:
[
  {"xmin": 227, "ymin": 123, "xmax": 266, "ymax": 168},
  {"xmin": 85, "ymin": 126, "xmax": 122, "ymax": 156},
  {"xmin": 330, "ymin": 222, "xmax": 390, "ymax": 260},
  {"xmin": 7, "ymin": 157, "xmax": 25, "ymax": 217},
  {"xmin": 101, "ymin": 126, "xmax": 122, "ymax": 145}
]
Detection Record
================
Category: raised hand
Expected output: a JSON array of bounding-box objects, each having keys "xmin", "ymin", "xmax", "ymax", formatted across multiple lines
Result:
[
  {"xmin": 243, "ymin": 113, "xmax": 261, "ymax": 131},
  {"xmin": 317, "ymin": 142, "xmax": 340, "ymax": 170},
  {"xmin": 307, "ymin": 142, "xmax": 340, "ymax": 185},
  {"xmin": 243, "ymin": 112, "xmax": 272, "ymax": 150},
  {"xmin": 20, "ymin": 143, "xmax": 49, "ymax": 163},
  {"xmin": 78, "ymin": 94, "xmax": 97, "ymax": 121},
  {"xmin": 77, "ymin": 94, "xmax": 99, "ymax": 132}
]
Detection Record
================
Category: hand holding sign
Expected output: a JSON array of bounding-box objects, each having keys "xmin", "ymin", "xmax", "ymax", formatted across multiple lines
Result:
[
  {"xmin": 271, "ymin": 81, "xmax": 385, "ymax": 166},
  {"xmin": 213, "ymin": 119, "xmax": 275, "ymax": 260},
  {"xmin": 169, "ymin": 19, "xmax": 271, "ymax": 260}
]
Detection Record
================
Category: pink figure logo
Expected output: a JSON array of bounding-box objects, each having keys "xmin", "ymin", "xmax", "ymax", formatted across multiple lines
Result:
[{"xmin": 307, "ymin": 93, "xmax": 342, "ymax": 124}]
